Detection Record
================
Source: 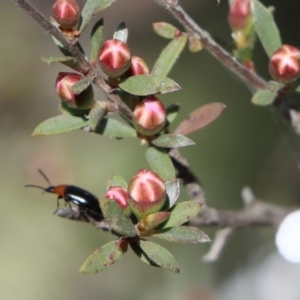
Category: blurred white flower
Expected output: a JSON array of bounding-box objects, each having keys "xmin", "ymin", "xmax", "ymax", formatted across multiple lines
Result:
[{"xmin": 276, "ymin": 210, "xmax": 300, "ymax": 263}]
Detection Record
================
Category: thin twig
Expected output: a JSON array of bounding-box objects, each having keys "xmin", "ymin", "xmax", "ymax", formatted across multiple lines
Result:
[{"xmin": 155, "ymin": 0, "xmax": 267, "ymax": 92}]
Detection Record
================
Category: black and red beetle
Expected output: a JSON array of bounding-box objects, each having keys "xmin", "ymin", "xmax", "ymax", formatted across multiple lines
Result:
[{"xmin": 25, "ymin": 169, "xmax": 103, "ymax": 221}]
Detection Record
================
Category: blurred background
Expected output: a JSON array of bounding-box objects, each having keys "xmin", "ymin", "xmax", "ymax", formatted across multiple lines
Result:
[{"xmin": 1, "ymin": 0, "xmax": 300, "ymax": 299}]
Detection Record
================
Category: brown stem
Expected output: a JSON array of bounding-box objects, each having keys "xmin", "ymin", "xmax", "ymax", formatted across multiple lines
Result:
[
  {"xmin": 14, "ymin": 0, "xmax": 133, "ymax": 121},
  {"xmin": 155, "ymin": 0, "xmax": 267, "ymax": 92}
]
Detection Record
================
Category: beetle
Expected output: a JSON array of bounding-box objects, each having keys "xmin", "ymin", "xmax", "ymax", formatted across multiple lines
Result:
[{"xmin": 25, "ymin": 169, "xmax": 103, "ymax": 221}]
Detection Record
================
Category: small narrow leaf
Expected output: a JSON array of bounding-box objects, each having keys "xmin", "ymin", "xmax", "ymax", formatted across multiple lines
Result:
[
  {"xmin": 152, "ymin": 134, "xmax": 195, "ymax": 148},
  {"xmin": 99, "ymin": 198, "xmax": 137, "ymax": 237},
  {"xmin": 130, "ymin": 239, "xmax": 180, "ymax": 273},
  {"xmin": 152, "ymin": 22, "xmax": 180, "ymax": 39},
  {"xmin": 107, "ymin": 174, "xmax": 128, "ymax": 189},
  {"xmin": 174, "ymin": 103, "xmax": 225, "ymax": 135},
  {"xmin": 161, "ymin": 201, "xmax": 202, "ymax": 228},
  {"xmin": 79, "ymin": 239, "xmax": 127, "ymax": 274},
  {"xmin": 146, "ymin": 146, "xmax": 176, "ymax": 182},
  {"xmin": 166, "ymin": 103, "xmax": 180, "ymax": 124},
  {"xmin": 94, "ymin": 118, "xmax": 137, "ymax": 138},
  {"xmin": 165, "ymin": 179, "xmax": 180, "ymax": 208},
  {"xmin": 79, "ymin": 0, "xmax": 115, "ymax": 33},
  {"xmin": 41, "ymin": 56, "xmax": 81, "ymax": 72},
  {"xmin": 72, "ymin": 77, "xmax": 94, "ymax": 95},
  {"xmin": 119, "ymin": 75, "xmax": 181, "ymax": 96},
  {"xmin": 151, "ymin": 34, "xmax": 188, "ymax": 77},
  {"xmin": 113, "ymin": 22, "xmax": 128, "ymax": 43},
  {"xmin": 251, "ymin": 89, "xmax": 276, "ymax": 106},
  {"xmin": 251, "ymin": 0, "xmax": 281, "ymax": 57},
  {"xmin": 32, "ymin": 115, "xmax": 89, "ymax": 136},
  {"xmin": 90, "ymin": 18, "xmax": 104, "ymax": 66},
  {"xmin": 154, "ymin": 226, "xmax": 211, "ymax": 244}
]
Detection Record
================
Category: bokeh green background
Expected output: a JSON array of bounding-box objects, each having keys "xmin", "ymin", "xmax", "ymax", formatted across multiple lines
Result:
[{"xmin": 1, "ymin": 0, "xmax": 300, "ymax": 299}]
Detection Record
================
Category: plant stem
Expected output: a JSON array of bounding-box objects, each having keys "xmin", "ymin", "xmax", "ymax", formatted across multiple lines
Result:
[{"xmin": 155, "ymin": 0, "xmax": 267, "ymax": 92}]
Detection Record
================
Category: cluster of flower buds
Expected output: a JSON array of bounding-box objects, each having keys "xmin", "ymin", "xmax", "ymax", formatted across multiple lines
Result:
[
  {"xmin": 55, "ymin": 72, "xmax": 94, "ymax": 110},
  {"xmin": 52, "ymin": 0, "xmax": 80, "ymax": 29},
  {"xmin": 269, "ymin": 44, "xmax": 300, "ymax": 84},
  {"xmin": 98, "ymin": 40, "xmax": 149, "ymax": 79},
  {"xmin": 105, "ymin": 169, "xmax": 167, "ymax": 221}
]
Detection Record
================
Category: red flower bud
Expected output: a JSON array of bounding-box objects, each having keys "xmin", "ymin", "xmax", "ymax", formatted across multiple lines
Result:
[
  {"xmin": 52, "ymin": 0, "xmax": 80, "ymax": 29},
  {"xmin": 128, "ymin": 169, "xmax": 166, "ymax": 219},
  {"xmin": 269, "ymin": 45, "xmax": 300, "ymax": 84},
  {"xmin": 124, "ymin": 56, "xmax": 149, "ymax": 77},
  {"xmin": 99, "ymin": 39, "xmax": 131, "ymax": 78},
  {"xmin": 56, "ymin": 72, "xmax": 94, "ymax": 109},
  {"xmin": 228, "ymin": 0, "xmax": 251, "ymax": 32},
  {"xmin": 105, "ymin": 186, "xmax": 131, "ymax": 217},
  {"xmin": 133, "ymin": 96, "xmax": 167, "ymax": 136}
]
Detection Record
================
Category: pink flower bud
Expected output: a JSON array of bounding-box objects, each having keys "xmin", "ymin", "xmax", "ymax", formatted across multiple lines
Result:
[
  {"xmin": 52, "ymin": 0, "xmax": 80, "ymax": 29},
  {"xmin": 105, "ymin": 186, "xmax": 131, "ymax": 217},
  {"xmin": 56, "ymin": 72, "xmax": 94, "ymax": 109},
  {"xmin": 99, "ymin": 39, "xmax": 131, "ymax": 78},
  {"xmin": 133, "ymin": 96, "xmax": 167, "ymax": 136},
  {"xmin": 128, "ymin": 169, "xmax": 166, "ymax": 219},
  {"xmin": 228, "ymin": 0, "xmax": 251, "ymax": 32},
  {"xmin": 269, "ymin": 45, "xmax": 300, "ymax": 84},
  {"xmin": 124, "ymin": 56, "xmax": 149, "ymax": 77}
]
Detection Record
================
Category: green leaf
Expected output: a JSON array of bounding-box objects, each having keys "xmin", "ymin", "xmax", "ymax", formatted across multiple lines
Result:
[
  {"xmin": 79, "ymin": 0, "xmax": 115, "ymax": 33},
  {"xmin": 119, "ymin": 75, "xmax": 181, "ymax": 96},
  {"xmin": 151, "ymin": 33, "xmax": 188, "ymax": 77},
  {"xmin": 107, "ymin": 173, "xmax": 128, "ymax": 189},
  {"xmin": 161, "ymin": 201, "xmax": 202, "ymax": 228},
  {"xmin": 152, "ymin": 134, "xmax": 195, "ymax": 148},
  {"xmin": 153, "ymin": 226, "xmax": 211, "ymax": 244},
  {"xmin": 88, "ymin": 104, "xmax": 107, "ymax": 131},
  {"xmin": 130, "ymin": 239, "xmax": 180, "ymax": 273},
  {"xmin": 94, "ymin": 117, "xmax": 137, "ymax": 138},
  {"xmin": 174, "ymin": 103, "xmax": 225, "ymax": 136},
  {"xmin": 90, "ymin": 18, "xmax": 104, "ymax": 66},
  {"xmin": 32, "ymin": 114, "xmax": 89, "ymax": 136},
  {"xmin": 146, "ymin": 146, "xmax": 176, "ymax": 182},
  {"xmin": 152, "ymin": 22, "xmax": 179, "ymax": 39},
  {"xmin": 166, "ymin": 103, "xmax": 180, "ymax": 124},
  {"xmin": 79, "ymin": 239, "xmax": 127, "ymax": 274},
  {"xmin": 165, "ymin": 179, "xmax": 180, "ymax": 208},
  {"xmin": 251, "ymin": 0, "xmax": 281, "ymax": 57},
  {"xmin": 113, "ymin": 22, "xmax": 128, "ymax": 43},
  {"xmin": 251, "ymin": 89, "xmax": 276, "ymax": 106},
  {"xmin": 99, "ymin": 198, "xmax": 137, "ymax": 237},
  {"xmin": 41, "ymin": 56, "xmax": 81, "ymax": 72},
  {"xmin": 72, "ymin": 77, "xmax": 94, "ymax": 95}
]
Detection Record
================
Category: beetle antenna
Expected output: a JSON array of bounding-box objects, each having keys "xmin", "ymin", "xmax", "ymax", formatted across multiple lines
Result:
[
  {"xmin": 24, "ymin": 184, "xmax": 47, "ymax": 192},
  {"xmin": 38, "ymin": 169, "xmax": 52, "ymax": 187}
]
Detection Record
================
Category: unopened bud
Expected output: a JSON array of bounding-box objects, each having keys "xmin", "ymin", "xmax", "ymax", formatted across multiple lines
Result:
[
  {"xmin": 128, "ymin": 169, "xmax": 166, "ymax": 219},
  {"xmin": 52, "ymin": 0, "xmax": 80, "ymax": 29},
  {"xmin": 56, "ymin": 72, "xmax": 94, "ymax": 110},
  {"xmin": 269, "ymin": 44, "xmax": 300, "ymax": 84},
  {"xmin": 99, "ymin": 39, "xmax": 131, "ymax": 78},
  {"xmin": 133, "ymin": 96, "xmax": 166, "ymax": 136},
  {"xmin": 228, "ymin": 0, "xmax": 252, "ymax": 32},
  {"xmin": 105, "ymin": 186, "xmax": 131, "ymax": 217}
]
